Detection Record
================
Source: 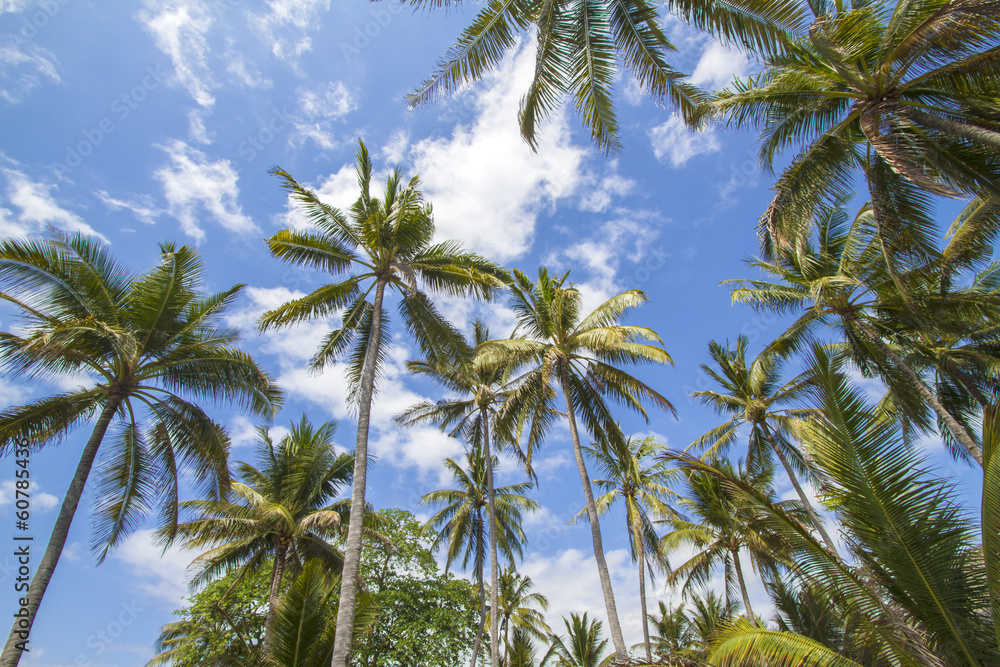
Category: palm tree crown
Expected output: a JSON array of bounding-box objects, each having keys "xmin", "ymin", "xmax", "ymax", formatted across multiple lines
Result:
[{"xmin": 0, "ymin": 233, "xmax": 280, "ymax": 666}]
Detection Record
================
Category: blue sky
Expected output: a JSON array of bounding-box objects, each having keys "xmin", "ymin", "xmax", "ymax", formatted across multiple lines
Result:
[{"xmin": 0, "ymin": 1, "xmax": 983, "ymax": 665}]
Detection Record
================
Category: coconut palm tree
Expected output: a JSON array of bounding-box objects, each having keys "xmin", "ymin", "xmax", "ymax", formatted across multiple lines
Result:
[
  {"xmin": 691, "ymin": 335, "xmax": 839, "ymax": 554},
  {"xmin": 728, "ymin": 200, "xmax": 990, "ymax": 465},
  {"xmin": 646, "ymin": 600, "xmax": 698, "ymax": 664},
  {"xmin": 419, "ymin": 447, "xmax": 539, "ymax": 667},
  {"xmin": 397, "ymin": 321, "xmax": 540, "ymax": 667},
  {"xmin": 488, "ymin": 568, "xmax": 551, "ymax": 665},
  {"xmin": 480, "ymin": 267, "xmax": 675, "ymax": 660},
  {"xmin": 0, "ymin": 234, "xmax": 281, "ymax": 666},
  {"xmin": 698, "ymin": 345, "xmax": 1000, "ymax": 665},
  {"xmin": 540, "ymin": 613, "xmax": 609, "ymax": 667},
  {"xmin": 576, "ymin": 434, "xmax": 677, "ymax": 661},
  {"xmin": 694, "ymin": 0, "xmax": 1000, "ymax": 260},
  {"xmin": 162, "ymin": 415, "xmax": 355, "ymax": 654},
  {"xmin": 258, "ymin": 140, "xmax": 507, "ymax": 667},
  {"xmin": 659, "ymin": 459, "xmax": 793, "ymax": 622}
]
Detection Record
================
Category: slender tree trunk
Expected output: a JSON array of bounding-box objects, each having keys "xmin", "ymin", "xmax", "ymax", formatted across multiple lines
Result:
[
  {"xmin": 469, "ymin": 546, "xmax": 485, "ymax": 667},
  {"xmin": 331, "ymin": 279, "xmax": 387, "ymax": 667},
  {"xmin": 559, "ymin": 365, "xmax": 628, "ymax": 661},
  {"xmin": 482, "ymin": 407, "xmax": 501, "ymax": 667},
  {"xmin": 2, "ymin": 397, "xmax": 122, "ymax": 667},
  {"xmin": 731, "ymin": 548, "xmax": 755, "ymax": 623},
  {"xmin": 633, "ymin": 514, "xmax": 651, "ymax": 662},
  {"xmin": 760, "ymin": 423, "xmax": 840, "ymax": 556},
  {"xmin": 848, "ymin": 313, "xmax": 984, "ymax": 466},
  {"xmin": 264, "ymin": 542, "xmax": 288, "ymax": 654}
]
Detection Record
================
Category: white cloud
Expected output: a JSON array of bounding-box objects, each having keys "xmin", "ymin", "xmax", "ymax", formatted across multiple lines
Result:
[
  {"xmin": 224, "ymin": 42, "xmax": 272, "ymax": 90},
  {"xmin": 0, "ymin": 33, "xmax": 60, "ymax": 105},
  {"xmin": 578, "ymin": 164, "xmax": 636, "ymax": 214},
  {"xmin": 249, "ymin": 0, "xmax": 331, "ymax": 63},
  {"xmin": 410, "ymin": 37, "xmax": 587, "ymax": 262},
  {"xmin": 691, "ymin": 41, "xmax": 750, "ymax": 91},
  {"xmin": 290, "ymin": 80, "xmax": 358, "ymax": 152},
  {"xmin": 0, "ymin": 161, "xmax": 107, "ymax": 240},
  {"xmin": 113, "ymin": 528, "xmax": 196, "ymax": 604},
  {"xmin": 649, "ymin": 114, "xmax": 721, "ymax": 168},
  {"xmin": 187, "ymin": 107, "xmax": 213, "ymax": 144},
  {"xmin": 96, "ymin": 190, "xmax": 162, "ymax": 227},
  {"xmin": 0, "ymin": 479, "xmax": 58, "ymax": 512},
  {"xmin": 154, "ymin": 139, "xmax": 257, "ymax": 241},
  {"xmin": 139, "ymin": 0, "xmax": 216, "ymax": 108}
]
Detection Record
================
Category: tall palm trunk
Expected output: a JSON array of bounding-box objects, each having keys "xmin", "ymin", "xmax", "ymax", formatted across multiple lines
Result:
[
  {"xmin": 331, "ymin": 279, "xmax": 387, "ymax": 667},
  {"xmin": 469, "ymin": 546, "xmax": 486, "ymax": 667},
  {"xmin": 264, "ymin": 542, "xmax": 289, "ymax": 653},
  {"xmin": 848, "ymin": 313, "xmax": 984, "ymax": 466},
  {"xmin": 482, "ymin": 407, "xmax": 501, "ymax": 667},
  {"xmin": 559, "ymin": 365, "xmax": 628, "ymax": 661},
  {"xmin": 2, "ymin": 397, "xmax": 122, "ymax": 667},
  {"xmin": 760, "ymin": 423, "xmax": 839, "ymax": 556},
  {"xmin": 731, "ymin": 547, "xmax": 755, "ymax": 623},
  {"xmin": 632, "ymin": 512, "xmax": 651, "ymax": 662}
]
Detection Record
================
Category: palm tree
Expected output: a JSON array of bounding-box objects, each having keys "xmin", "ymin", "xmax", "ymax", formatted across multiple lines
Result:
[
  {"xmin": 540, "ymin": 613, "xmax": 609, "ymax": 667},
  {"xmin": 577, "ymin": 434, "xmax": 677, "ymax": 661},
  {"xmin": 406, "ymin": 0, "xmax": 705, "ymax": 154},
  {"xmin": 728, "ymin": 201, "xmax": 990, "ymax": 465},
  {"xmin": 397, "ymin": 321, "xmax": 538, "ymax": 667},
  {"xmin": 508, "ymin": 626, "xmax": 539, "ymax": 667},
  {"xmin": 694, "ymin": 0, "xmax": 1000, "ymax": 260},
  {"xmin": 481, "ymin": 267, "xmax": 675, "ymax": 660},
  {"xmin": 699, "ymin": 345, "xmax": 1000, "ymax": 665},
  {"xmin": 489, "ymin": 568, "xmax": 551, "ymax": 665},
  {"xmin": 419, "ymin": 447, "xmax": 539, "ymax": 667},
  {"xmin": 646, "ymin": 600, "xmax": 697, "ymax": 663},
  {"xmin": 691, "ymin": 335, "xmax": 839, "ymax": 554},
  {"xmin": 163, "ymin": 415, "xmax": 354, "ymax": 653},
  {"xmin": 0, "ymin": 234, "xmax": 280, "ymax": 666},
  {"xmin": 258, "ymin": 140, "xmax": 507, "ymax": 667},
  {"xmin": 660, "ymin": 459, "xmax": 792, "ymax": 622}
]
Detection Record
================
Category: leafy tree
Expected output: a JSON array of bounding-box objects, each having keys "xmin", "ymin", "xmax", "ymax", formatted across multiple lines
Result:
[
  {"xmin": 418, "ymin": 447, "xmax": 538, "ymax": 667},
  {"xmin": 0, "ymin": 234, "xmax": 281, "ymax": 666},
  {"xmin": 577, "ymin": 435, "xmax": 676, "ymax": 661},
  {"xmin": 691, "ymin": 335, "xmax": 839, "ymax": 554},
  {"xmin": 645, "ymin": 600, "xmax": 697, "ymax": 663},
  {"xmin": 149, "ymin": 566, "xmax": 271, "ymax": 666},
  {"xmin": 397, "ymin": 321, "xmax": 538, "ymax": 667},
  {"xmin": 353, "ymin": 509, "xmax": 480, "ymax": 667},
  {"xmin": 259, "ymin": 141, "xmax": 506, "ymax": 667},
  {"xmin": 481, "ymin": 268, "xmax": 675, "ymax": 660},
  {"xmin": 695, "ymin": 0, "xmax": 1000, "ymax": 263},
  {"xmin": 540, "ymin": 613, "xmax": 609, "ymax": 667},
  {"xmin": 162, "ymin": 415, "xmax": 354, "ymax": 654}
]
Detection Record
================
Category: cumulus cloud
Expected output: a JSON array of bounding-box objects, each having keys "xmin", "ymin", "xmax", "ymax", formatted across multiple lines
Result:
[
  {"xmin": 410, "ymin": 38, "xmax": 586, "ymax": 262},
  {"xmin": 649, "ymin": 114, "xmax": 721, "ymax": 168},
  {"xmin": 691, "ymin": 40, "xmax": 750, "ymax": 91},
  {"xmin": 139, "ymin": 0, "xmax": 217, "ymax": 108},
  {"xmin": 153, "ymin": 139, "xmax": 257, "ymax": 241},
  {"xmin": 0, "ymin": 479, "xmax": 58, "ymax": 512},
  {"xmin": 113, "ymin": 528, "xmax": 197, "ymax": 604},
  {"xmin": 0, "ymin": 159, "xmax": 106, "ymax": 239}
]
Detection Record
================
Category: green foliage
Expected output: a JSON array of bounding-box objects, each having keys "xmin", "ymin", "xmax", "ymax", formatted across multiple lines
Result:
[
  {"xmin": 149, "ymin": 566, "xmax": 271, "ymax": 666},
  {"xmin": 352, "ymin": 509, "xmax": 479, "ymax": 667}
]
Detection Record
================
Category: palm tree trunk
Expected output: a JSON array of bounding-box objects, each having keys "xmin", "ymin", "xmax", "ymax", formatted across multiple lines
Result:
[
  {"xmin": 731, "ymin": 548, "xmax": 755, "ymax": 623},
  {"xmin": 760, "ymin": 423, "xmax": 839, "ymax": 556},
  {"xmin": 469, "ymin": 551, "xmax": 485, "ymax": 667},
  {"xmin": 482, "ymin": 407, "xmax": 501, "ymax": 667},
  {"xmin": 331, "ymin": 279, "xmax": 387, "ymax": 667},
  {"xmin": 633, "ymin": 516, "xmax": 651, "ymax": 662},
  {"xmin": 848, "ymin": 313, "xmax": 984, "ymax": 466},
  {"xmin": 559, "ymin": 365, "xmax": 628, "ymax": 661},
  {"xmin": 2, "ymin": 396, "xmax": 122, "ymax": 667},
  {"xmin": 264, "ymin": 542, "xmax": 289, "ymax": 654}
]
